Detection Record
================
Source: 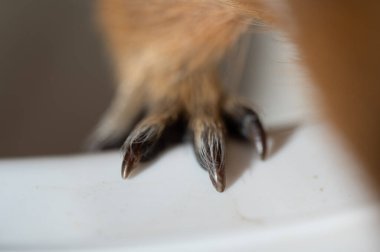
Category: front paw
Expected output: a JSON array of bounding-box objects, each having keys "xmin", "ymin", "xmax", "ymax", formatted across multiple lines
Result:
[{"xmin": 89, "ymin": 72, "xmax": 266, "ymax": 192}]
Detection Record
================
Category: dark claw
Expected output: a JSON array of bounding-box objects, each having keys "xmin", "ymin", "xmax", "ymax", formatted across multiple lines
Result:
[
  {"xmin": 192, "ymin": 119, "xmax": 226, "ymax": 192},
  {"xmin": 122, "ymin": 145, "xmax": 141, "ymax": 179},
  {"xmin": 224, "ymin": 102, "xmax": 267, "ymax": 160},
  {"xmin": 242, "ymin": 111, "xmax": 267, "ymax": 160},
  {"xmin": 121, "ymin": 123, "xmax": 165, "ymax": 179},
  {"xmin": 208, "ymin": 166, "xmax": 225, "ymax": 193}
]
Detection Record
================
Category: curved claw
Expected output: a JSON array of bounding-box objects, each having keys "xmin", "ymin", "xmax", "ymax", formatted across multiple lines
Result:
[
  {"xmin": 121, "ymin": 144, "xmax": 142, "ymax": 179},
  {"xmin": 208, "ymin": 164, "xmax": 225, "ymax": 193},
  {"xmin": 224, "ymin": 101, "xmax": 267, "ymax": 160},
  {"xmin": 192, "ymin": 118, "xmax": 226, "ymax": 192},
  {"xmin": 242, "ymin": 110, "xmax": 267, "ymax": 160},
  {"xmin": 121, "ymin": 122, "xmax": 166, "ymax": 179}
]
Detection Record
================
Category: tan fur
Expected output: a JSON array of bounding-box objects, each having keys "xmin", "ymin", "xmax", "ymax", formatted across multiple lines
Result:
[
  {"xmin": 268, "ymin": 1, "xmax": 380, "ymax": 190},
  {"xmin": 95, "ymin": 0, "xmax": 380, "ymax": 192}
]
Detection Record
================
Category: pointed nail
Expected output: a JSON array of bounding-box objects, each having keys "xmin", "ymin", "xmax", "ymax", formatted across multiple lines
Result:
[
  {"xmin": 223, "ymin": 103, "xmax": 267, "ymax": 160},
  {"xmin": 239, "ymin": 109, "xmax": 266, "ymax": 160},
  {"xmin": 247, "ymin": 116, "xmax": 267, "ymax": 160},
  {"xmin": 121, "ymin": 148, "xmax": 141, "ymax": 179},
  {"xmin": 192, "ymin": 121, "xmax": 226, "ymax": 192},
  {"xmin": 208, "ymin": 167, "xmax": 225, "ymax": 192}
]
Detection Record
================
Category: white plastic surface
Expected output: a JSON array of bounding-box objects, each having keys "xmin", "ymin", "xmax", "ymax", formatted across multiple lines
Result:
[{"xmin": 1, "ymin": 122, "xmax": 380, "ymax": 251}]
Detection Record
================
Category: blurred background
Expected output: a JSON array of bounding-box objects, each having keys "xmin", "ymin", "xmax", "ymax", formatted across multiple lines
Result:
[
  {"xmin": 0, "ymin": 0, "xmax": 316, "ymax": 158},
  {"xmin": 0, "ymin": 0, "xmax": 113, "ymax": 157}
]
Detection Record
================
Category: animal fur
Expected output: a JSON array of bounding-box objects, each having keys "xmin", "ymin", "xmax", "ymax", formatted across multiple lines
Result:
[{"xmin": 92, "ymin": 0, "xmax": 380, "ymax": 192}]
